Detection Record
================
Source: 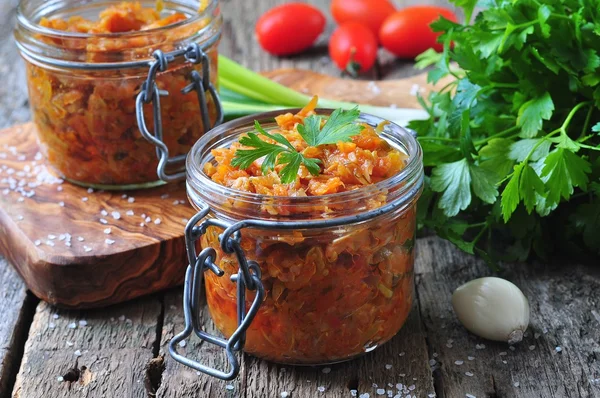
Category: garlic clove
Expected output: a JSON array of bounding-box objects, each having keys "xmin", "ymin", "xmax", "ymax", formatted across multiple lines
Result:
[{"xmin": 452, "ymin": 277, "xmax": 529, "ymax": 344}]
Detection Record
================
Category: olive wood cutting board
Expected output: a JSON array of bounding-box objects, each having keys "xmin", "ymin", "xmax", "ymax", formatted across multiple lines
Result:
[{"xmin": 0, "ymin": 69, "xmax": 440, "ymax": 309}]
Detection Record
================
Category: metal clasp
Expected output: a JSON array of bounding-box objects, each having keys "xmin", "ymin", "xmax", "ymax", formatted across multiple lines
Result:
[
  {"xmin": 169, "ymin": 208, "xmax": 265, "ymax": 380},
  {"xmin": 136, "ymin": 44, "xmax": 224, "ymax": 182}
]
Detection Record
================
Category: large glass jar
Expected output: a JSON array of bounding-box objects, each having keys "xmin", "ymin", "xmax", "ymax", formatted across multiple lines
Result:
[
  {"xmin": 14, "ymin": 0, "xmax": 222, "ymax": 189},
  {"xmin": 171, "ymin": 110, "xmax": 424, "ymax": 378}
]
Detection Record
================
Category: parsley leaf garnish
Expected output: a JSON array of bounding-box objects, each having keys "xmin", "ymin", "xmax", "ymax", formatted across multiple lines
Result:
[{"xmin": 232, "ymin": 109, "xmax": 362, "ymax": 184}]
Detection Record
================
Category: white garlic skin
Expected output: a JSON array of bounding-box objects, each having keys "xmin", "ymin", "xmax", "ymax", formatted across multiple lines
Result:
[{"xmin": 452, "ymin": 277, "xmax": 529, "ymax": 344}]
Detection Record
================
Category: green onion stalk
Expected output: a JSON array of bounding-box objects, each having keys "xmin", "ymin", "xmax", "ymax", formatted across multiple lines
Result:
[{"xmin": 218, "ymin": 55, "xmax": 428, "ymax": 127}]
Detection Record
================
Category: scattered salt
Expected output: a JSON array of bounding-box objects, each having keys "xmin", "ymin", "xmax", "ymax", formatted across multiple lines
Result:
[
  {"xmin": 475, "ymin": 344, "xmax": 486, "ymax": 350},
  {"xmin": 66, "ymin": 341, "xmax": 74, "ymax": 347},
  {"xmin": 529, "ymin": 345, "xmax": 536, "ymax": 351},
  {"xmin": 145, "ymin": 216, "xmax": 151, "ymax": 223},
  {"xmin": 128, "ymin": 197, "xmax": 135, "ymax": 203},
  {"xmin": 466, "ymin": 394, "xmax": 476, "ymax": 398},
  {"xmin": 34, "ymin": 240, "xmax": 41, "ymax": 246},
  {"xmin": 154, "ymin": 218, "xmax": 162, "ymax": 225},
  {"xmin": 376, "ymin": 389, "xmax": 385, "ymax": 396},
  {"xmin": 534, "ymin": 332, "xmax": 541, "ymax": 339},
  {"xmin": 57, "ymin": 186, "xmax": 63, "ymax": 191},
  {"xmin": 385, "ymin": 364, "xmax": 392, "ymax": 370},
  {"xmin": 121, "ymin": 194, "xmax": 127, "ymax": 199},
  {"xmin": 87, "ymin": 188, "xmax": 94, "ymax": 193},
  {"xmin": 399, "ymin": 352, "xmax": 405, "ymax": 357},
  {"xmin": 101, "ymin": 210, "xmax": 108, "ymax": 216},
  {"xmin": 321, "ymin": 367, "xmax": 331, "ymax": 374},
  {"xmin": 509, "ymin": 346, "xmax": 515, "ymax": 351},
  {"xmin": 67, "ymin": 322, "xmax": 77, "ymax": 329},
  {"xmin": 84, "ymin": 246, "xmax": 92, "ymax": 252},
  {"xmin": 78, "ymin": 320, "xmax": 87, "ymax": 327},
  {"xmin": 59, "ymin": 201, "xmax": 65, "ymax": 207},
  {"xmin": 317, "ymin": 386, "xmax": 326, "ymax": 393},
  {"xmin": 429, "ymin": 359, "xmax": 437, "ymax": 366},
  {"xmin": 555, "ymin": 346, "xmax": 562, "ymax": 353},
  {"xmin": 350, "ymin": 390, "xmax": 358, "ymax": 397},
  {"xmin": 140, "ymin": 223, "xmax": 145, "ymax": 227},
  {"xmin": 499, "ymin": 352, "xmax": 507, "ymax": 356},
  {"xmin": 408, "ymin": 385, "xmax": 415, "ymax": 391},
  {"xmin": 161, "ymin": 194, "xmax": 170, "ymax": 199},
  {"xmin": 48, "ymin": 322, "xmax": 55, "ymax": 329},
  {"xmin": 53, "ymin": 314, "xmax": 59, "ymax": 319},
  {"xmin": 118, "ymin": 315, "xmax": 126, "ymax": 321},
  {"xmin": 465, "ymin": 372, "xmax": 474, "ymax": 377},
  {"xmin": 455, "ymin": 360, "xmax": 464, "ymax": 365},
  {"xmin": 280, "ymin": 392, "xmax": 289, "ymax": 398},
  {"xmin": 178, "ymin": 340, "xmax": 186, "ymax": 348},
  {"xmin": 99, "ymin": 218, "xmax": 108, "ymax": 224},
  {"xmin": 468, "ymin": 356, "xmax": 475, "ymax": 360},
  {"xmin": 225, "ymin": 385, "xmax": 234, "ymax": 391},
  {"xmin": 112, "ymin": 211, "xmax": 121, "ymax": 220},
  {"xmin": 126, "ymin": 210, "xmax": 134, "ymax": 216},
  {"xmin": 48, "ymin": 234, "xmax": 56, "ymax": 240},
  {"xmin": 104, "ymin": 228, "xmax": 111, "ymax": 234},
  {"xmin": 105, "ymin": 239, "xmax": 115, "ymax": 245},
  {"xmin": 513, "ymin": 382, "xmax": 520, "ymax": 387},
  {"xmin": 81, "ymin": 197, "xmax": 88, "ymax": 202},
  {"xmin": 359, "ymin": 394, "xmax": 370, "ymax": 398},
  {"xmin": 46, "ymin": 240, "xmax": 55, "ymax": 247},
  {"xmin": 57, "ymin": 376, "xmax": 64, "ymax": 382},
  {"xmin": 77, "ymin": 236, "xmax": 84, "ymax": 242}
]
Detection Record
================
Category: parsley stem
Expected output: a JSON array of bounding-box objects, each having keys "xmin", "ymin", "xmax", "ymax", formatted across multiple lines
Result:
[
  {"xmin": 418, "ymin": 137, "xmax": 459, "ymax": 143},
  {"xmin": 578, "ymin": 104, "xmax": 594, "ymax": 140},
  {"xmin": 474, "ymin": 126, "xmax": 520, "ymax": 146},
  {"xmin": 560, "ymin": 101, "xmax": 592, "ymax": 135},
  {"xmin": 472, "ymin": 224, "xmax": 490, "ymax": 245}
]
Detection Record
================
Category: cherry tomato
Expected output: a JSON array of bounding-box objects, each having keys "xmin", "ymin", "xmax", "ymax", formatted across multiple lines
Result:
[
  {"xmin": 255, "ymin": 3, "xmax": 326, "ymax": 56},
  {"xmin": 331, "ymin": 0, "xmax": 396, "ymax": 37},
  {"xmin": 329, "ymin": 22, "xmax": 378, "ymax": 75},
  {"xmin": 379, "ymin": 6, "xmax": 458, "ymax": 59}
]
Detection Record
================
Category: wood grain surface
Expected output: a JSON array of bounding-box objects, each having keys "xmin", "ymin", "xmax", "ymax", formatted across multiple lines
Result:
[
  {"xmin": 0, "ymin": 124, "xmax": 195, "ymax": 308},
  {"xmin": 11, "ymin": 297, "xmax": 163, "ymax": 398}
]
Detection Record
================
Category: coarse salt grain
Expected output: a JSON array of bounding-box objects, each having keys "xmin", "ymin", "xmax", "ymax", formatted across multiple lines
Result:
[
  {"xmin": 101, "ymin": 210, "xmax": 108, "ymax": 216},
  {"xmin": 280, "ymin": 392, "xmax": 289, "ymax": 398},
  {"xmin": 359, "ymin": 394, "xmax": 370, "ymax": 398},
  {"xmin": 455, "ymin": 360, "xmax": 464, "ymax": 365},
  {"xmin": 513, "ymin": 382, "xmax": 520, "ymax": 387},
  {"xmin": 84, "ymin": 246, "xmax": 92, "ymax": 252},
  {"xmin": 81, "ymin": 197, "xmax": 88, "ymax": 202},
  {"xmin": 465, "ymin": 372, "xmax": 474, "ymax": 377},
  {"xmin": 467, "ymin": 356, "xmax": 475, "ymax": 360},
  {"xmin": 121, "ymin": 194, "xmax": 127, "ymax": 199},
  {"xmin": 499, "ymin": 352, "xmax": 507, "ymax": 356},
  {"xmin": 48, "ymin": 322, "xmax": 55, "ymax": 329},
  {"xmin": 87, "ymin": 188, "xmax": 94, "ymax": 193},
  {"xmin": 57, "ymin": 186, "xmax": 63, "ymax": 191},
  {"xmin": 173, "ymin": 200, "xmax": 180, "ymax": 205},
  {"xmin": 128, "ymin": 197, "xmax": 135, "ymax": 203},
  {"xmin": 178, "ymin": 340, "xmax": 186, "ymax": 348},
  {"xmin": 385, "ymin": 364, "xmax": 392, "ymax": 370},
  {"xmin": 105, "ymin": 239, "xmax": 115, "ymax": 245},
  {"xmin": 555, "ymin": 346, "xmax": 562, "ymax": 352},
  {"xmin": 317, "ymin": 386, "xmax": 326, "ymax": 393},
  {"xmin": 429, "ymin": 359, "xmax": 437, "ymax": 366},
  {"xmin": 57, "ymin": 376, "xmax": 64, "ymax": 382},
  {"xmin": 145, "ymin": 216, "xmax": 151, "ymax": 223},
  {"xmin": 154, "ymin": 218, "xmax": 162, "ymax": 225},
  {"xmin": 118, "ymin": 315, "xmax": 126, "ymax": 321},
  {"xmin": 67, "ymin": 322, "xmax": 77, "ymax": 329},
  {"xmin": 48, "ymin": 234, "xmax": 56, "ymax": 240},
  {"xmin": 79, "ymin": 320, "xmax": 87, "ymax": 327},
  {"xmin": 350, "ymin": 390, "xmax": 358, "ymax": 397},
  {"xmin": 104, "ymin": 228, "xmax": 111, "ymax": 234},
  {"xmin": 466, "ymin": 394, "xmax": 476, "ymax": 398},
  {"xmin": 34, "ymin": 240, "xmax": 41, "ymax": 246},
  {"xmin": 126, "ymin": 210, "xmax": 134, "ymax": 216},
  {"xmin": 529, "ymin": 345, "xmax": 536, "ymax": 350},
  {"xmin": 428, "ymin": 394, "xmax": 436, "ymax": 398},
  {"xmin": 408, "ymin": 385, "xmax": 415, "ymax": 391},
  {"xmin": 321, "ymin": 367, "xmax": 331, "ymax": 374},
  {"xmin": 112, "ymin": 211, "xmax": 121, "ymax": 220},
  {"xmin": 376, "ymin": 389, "xmax": 385, "ymax": 395},
  {"xmin": 399, "ymin": 352, "xmax": 405, "ymax": 356},
  {"xmin": 59, "ymin": 201, "xmax": 65, "ymax": 207},
  {"xmin": 46, "ymin": 240, "xmax": 55, "ymax": 247},
  {"xmin": 534, "ymin": 332, "xmax": 541, "ymax": 339},
  {"xmin": 17, "ymin": 197, "xmax": 24, "ymax": 202},
  {"xmin": 161, "ymin": 194, "xmax": 170, "ymax": 199},
  {"xmin": 225, "ymin": 385, "xmax": 234, "ymax": 391},
  {"xmin": 77, "ymin": 236, "xmax": 84, "ymax": 241},
  {"xmin": 476, "ymin": 344, "xmax": 486, "ymax": 349},
  {"xmin": 140, "ymin": 223, "xmax": 145, "ymax": 227},
  {"xmin": 509, "ymin": 346, "xmax": 516, "ymax": 351},
  {"xmin": 99, "ymin": 218, "xmax": 108, "ymax": 224},
  {"xmin": 66, "ymin": 341, "xmax": 74, "ymax": 347}
]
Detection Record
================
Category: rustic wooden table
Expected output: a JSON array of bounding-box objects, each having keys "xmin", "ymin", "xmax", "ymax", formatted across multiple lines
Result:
[{"xmin": 1, "ymin": 1, "xmax": 599, "ymax": 397}]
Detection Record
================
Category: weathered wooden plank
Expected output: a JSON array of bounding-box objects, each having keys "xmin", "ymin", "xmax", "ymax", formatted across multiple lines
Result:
[
  {"xmin": 219, "ymin": 0, "xmax": 378, "ymax": 80},
  {"xmin": 0, "ymin": 259, "xmax": 36, "ymax": 398},
  {"xmin": 11, "ymin": 297, "xmax": 162, "ymax": 398},
  {"xmin": 415, "ymin": 236, "xmax": 600, "ymax": 398},
  {"xmin": 156, "ymin": 289, "xmax": 243, "ymax": 398}
]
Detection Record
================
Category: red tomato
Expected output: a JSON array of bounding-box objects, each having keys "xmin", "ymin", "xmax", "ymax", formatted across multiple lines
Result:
[
  {"xmin": 255, "ymin": 3, "xmax": 326, "ymax": 56},
  {"xmin": 329, "ymin": 22, "xmax": 378, "ymax": 75},
  {"xmin": 331, "ymin": 0, "xmax": 396, "ymax": 37},
  {"xmin": 379, "ymin": 6, "xmax": 458, "ymax": 59}
]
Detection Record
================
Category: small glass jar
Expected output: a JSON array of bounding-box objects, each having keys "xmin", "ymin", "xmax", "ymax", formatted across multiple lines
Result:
[
  {"xmin": 170, "ymin": 110, "xmax": 424, "ymax": 379},
  {"xmin": 14, "ymin": 0, "xmax": 222, "ymax": 189}
]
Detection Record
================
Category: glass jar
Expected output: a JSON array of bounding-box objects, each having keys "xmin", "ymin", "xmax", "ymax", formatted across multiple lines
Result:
[
  {"xmin": 14, "ymin": 0, "xmax": 222, "ymax": 189},
  {"xmin": 170, "ymin": 110, "xmax": 424, "ymax": 380}
]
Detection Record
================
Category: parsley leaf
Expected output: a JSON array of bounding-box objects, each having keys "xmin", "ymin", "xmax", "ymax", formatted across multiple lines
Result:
[
  {"xmin": 431, "ymin": 159, "xmax": 472, "ymax": 217},
  {"xmin": 297, "ymin": 107, "xmax": 364, "ymax": 147},
  {"xmin": 517, "ymin": 93, "xmax": 555, "ymax": 138},
  {"xmin": 542, "ymin": 148, "xmax": 591, "ymax": 206}
]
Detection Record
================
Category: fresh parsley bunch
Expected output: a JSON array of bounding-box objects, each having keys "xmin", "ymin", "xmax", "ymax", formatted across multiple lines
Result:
[{"xmin": 411, "ymin": 0, "xmax": 600, "ymax": 263}]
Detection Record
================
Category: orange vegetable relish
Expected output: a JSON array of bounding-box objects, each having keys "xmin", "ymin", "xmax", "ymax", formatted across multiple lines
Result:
[
  {"xmin": 25, "ymin": 2, "xmax": 218, "ymax": 186},
  {"xmin": 204, "ymin": 98, "xmax": 407, "ymax": 198},
  {"xmin": 200, "ymin": 103, "xmax": 417, "ymax": 364}
]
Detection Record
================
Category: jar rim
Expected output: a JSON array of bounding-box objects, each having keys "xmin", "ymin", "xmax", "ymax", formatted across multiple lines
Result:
[
  {"xmin": 16, "ymin": 0, "xmax": 217, "ymax": 39},
  {"xmin": 186, "ymin": 109, "xmax": 424, "ymax": 220}
]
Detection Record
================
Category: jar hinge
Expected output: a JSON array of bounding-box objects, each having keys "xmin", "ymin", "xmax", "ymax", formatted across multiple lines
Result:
[
  {"xmin": 136, "ymin": 44, "xmax": 224, "ymax": 182},
  {"xmin": 169, "ymin": 207, "xmax": 264, "ymax": 381}
]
